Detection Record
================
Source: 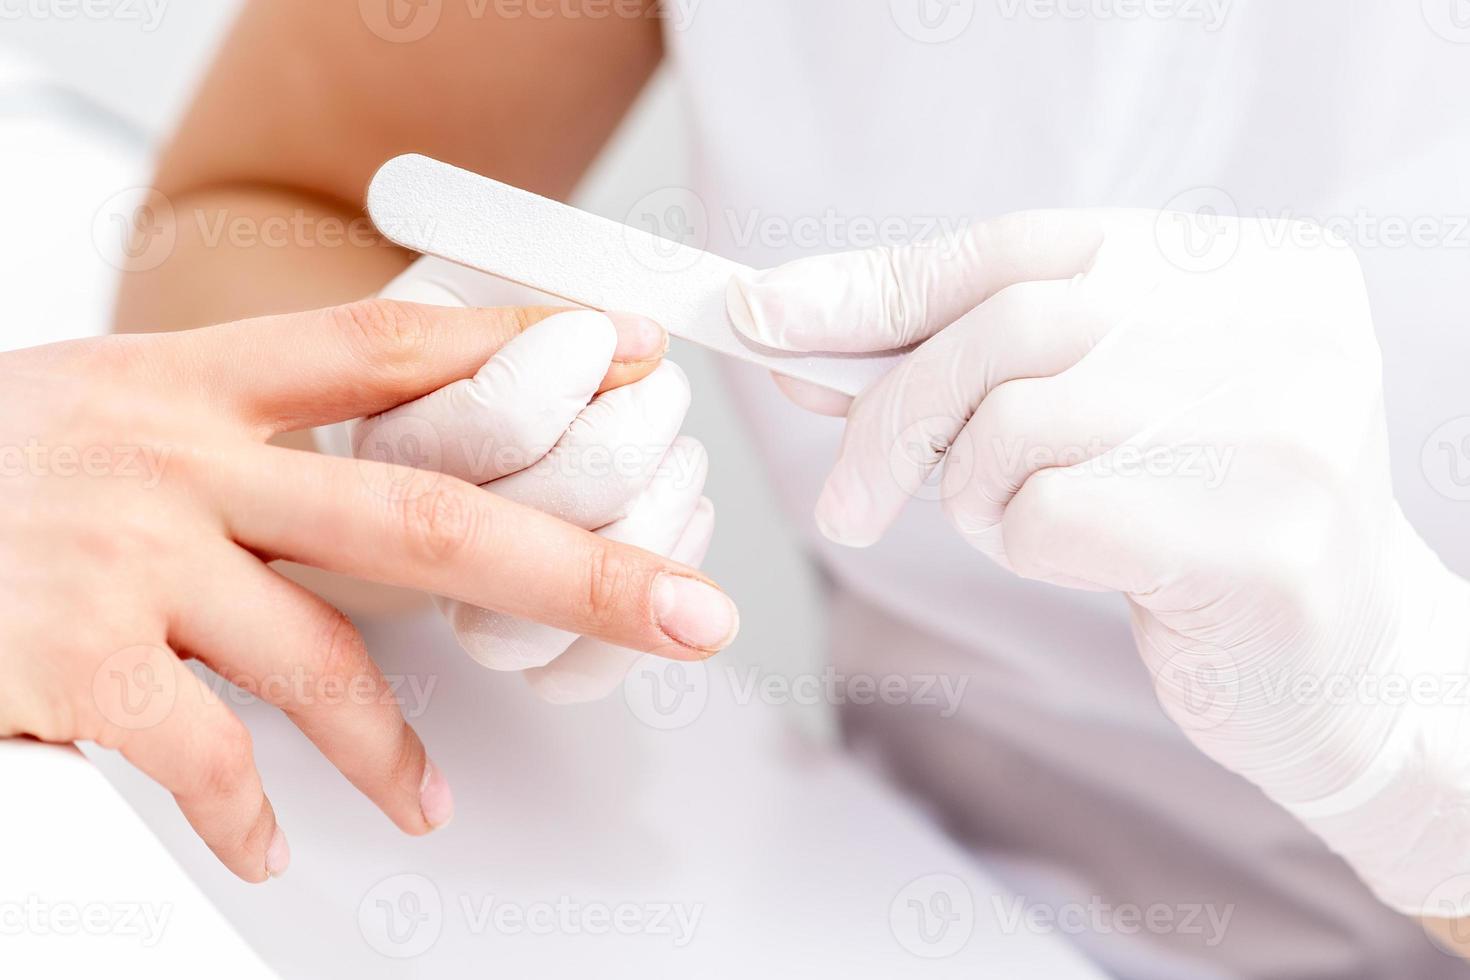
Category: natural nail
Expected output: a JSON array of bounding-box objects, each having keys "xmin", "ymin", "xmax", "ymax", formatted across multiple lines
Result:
[
  {"xmin": 420, "ymin": 759, "xmax": 455, "ymax": 830},
  {"xmin": 652, "ymin": 574, "xmax": 741, "ymax": 652},
  {"xmin": 265, "ymin": 827, "xmax": 291, "ymax": 879},
  {"xmin": 606, "ymin": 313, "xmax": 668, "ymax": 362}
]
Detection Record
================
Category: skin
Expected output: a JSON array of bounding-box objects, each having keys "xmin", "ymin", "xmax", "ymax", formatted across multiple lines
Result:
[
  {"xmin": 114, "ymin": 0, "xmax": 665, "ymax": 613},
  {"xmin": 0, "ymin": 299, "xmax": 730, "ymax": 882},
  {"xmin": 111, "ymin": 0, "xmax": 1464, "ymax": 953}
]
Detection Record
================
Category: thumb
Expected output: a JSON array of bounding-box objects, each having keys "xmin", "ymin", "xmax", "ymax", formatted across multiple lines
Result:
[{"xmin": 727, "ymin": 210, "xmax": 1103, "ymax": 353}]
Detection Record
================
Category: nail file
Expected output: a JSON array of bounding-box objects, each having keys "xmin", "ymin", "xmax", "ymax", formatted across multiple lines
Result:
[{"xmin": 366, "ymin": 154, "xmax": 902, "ymax": 397}]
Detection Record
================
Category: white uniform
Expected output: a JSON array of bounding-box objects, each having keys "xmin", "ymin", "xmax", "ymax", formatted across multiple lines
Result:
[{"xmin": 665, "ymin": 3, "xmax": 1470, "ymax": 976}]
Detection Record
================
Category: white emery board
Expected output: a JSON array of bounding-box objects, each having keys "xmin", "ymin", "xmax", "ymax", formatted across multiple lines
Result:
[{"xmin": 366, "ymin": 154, "xmax": 903, "ymax": 397}]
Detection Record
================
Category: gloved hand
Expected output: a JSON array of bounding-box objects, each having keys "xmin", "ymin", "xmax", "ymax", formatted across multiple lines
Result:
[
  {"xmin": 728, "ymin": 209, "xmax": 1470, "ymax": 917},
  {"xmin": 354, "ymin": 308, "xmax": 720, "ymax": 703}
]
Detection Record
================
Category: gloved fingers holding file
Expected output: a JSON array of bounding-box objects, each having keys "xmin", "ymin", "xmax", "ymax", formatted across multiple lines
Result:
[
  {"xmin": 730, "ymin": 207, "xmax": 1470, "ymax": 916},
  {"xmin": 354, "ymin": 308, "xmax": 719, "ymax": 698}
]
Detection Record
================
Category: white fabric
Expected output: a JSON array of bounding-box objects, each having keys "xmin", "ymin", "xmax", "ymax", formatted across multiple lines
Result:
[
  {"xmin": 665, "ymin": 3, "xmax": 1470, "ymax": 976},
  {"xmin": 0, "ymin": 740, "xmax": 275, "ymax": 979}
]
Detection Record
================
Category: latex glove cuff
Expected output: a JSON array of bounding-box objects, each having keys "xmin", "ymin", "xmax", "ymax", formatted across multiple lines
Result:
[{"xmin": 1285, "ymin": 528, "xmax": 1470, "ymax": 918}]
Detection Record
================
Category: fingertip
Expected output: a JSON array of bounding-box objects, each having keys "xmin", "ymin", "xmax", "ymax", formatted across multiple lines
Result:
[
  {"xmin": 605, "ymin": 312, "xmax": 669, "ymax": 363},
  {"xmin": 419, "ymin": 759, "xmax": 454, "ymax": 832},
  {"xmin": 726, "ymin": 271, "xmax": 767, "ymax": 344},
  {"xmin": 599, "ymin": 359, "xmax": 661, "ymax": 394},
  {"xmin": 772, "ymin": 372, "xmax": 855, "ymax": 416},
  {"xmin": 651, "ymin": 573, "xmax": 740, "ymax": 654},
  {"xmin": 265, "ymin": 826, "xmax": 291, "ymax": 879},
  {"xmin": 531, "ymin": 309, "xmax": 620, "ymax": 360},
  {"xmin": 815, "ymin": 473, "xmax": 886, "ymax": 549}
]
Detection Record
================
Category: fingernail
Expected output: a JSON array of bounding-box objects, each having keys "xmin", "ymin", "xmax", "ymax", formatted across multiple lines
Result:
[
  {"xmin": 652, "ymin": 574, "xmax": 741, "ymax": 652},
  {"xmin": 815, "ymin": 477, "xmax": 882, "ymax": 549},
  {"xmin": 419, "ymin": 759, "xmax": 455, "ymax": 830},
  {"xmin": 606, "ymin": 313, "xmax": 668, "ymax": 362},
  {"xmin": 265, "ymin": 827, "xmax": 291, "ymax": 879},
  {"xmin": 725, "ymin": 273, "xmax": 763, "ymax": 341}
]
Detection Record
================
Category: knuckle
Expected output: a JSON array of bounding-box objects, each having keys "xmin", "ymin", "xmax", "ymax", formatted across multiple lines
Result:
[
  {"xmin": 309, "ymin": 609, "xmax": 371, "ymax": 687},
  {"xmin": 197, "ymin": 722, "xmax": 255, "ymax": 801},
  {"xmin": 10, "ymin": 686, "xmax": 79, "ymax": 744},
  {"xmin": 584, "ymin": 545, "xmax": 638, "ymax": 631},
  {"xmin": 402, "ymin": 485, "xmax": 478, "ymax": 564},
  {"xmin": 502, "ymin": 305, "xmax": 539, "ymax": 339},
  {"xmin": 384, "ymin": 723, "xmax": 423, "ymax": 792},
  {"xmin": 967, "ymin": 382, "xmax": 1034, "ymax": 464},
  {"xmin": 335, "ymin": 299, "xmax": 435, "ymax": 375}
]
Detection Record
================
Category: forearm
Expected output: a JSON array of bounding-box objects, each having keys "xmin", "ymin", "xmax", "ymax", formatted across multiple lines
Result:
[
  {"xmin": 113, "ymin": 185, "xmax": 411, "ymax": 335},
  {"xmin": 115, "ymin": 0, "xmax": 661, "ymax": 336}
]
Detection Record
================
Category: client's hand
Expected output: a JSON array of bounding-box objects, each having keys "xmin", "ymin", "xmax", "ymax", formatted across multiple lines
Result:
[
  {"xmin": 0, "ymin": 300, "xmax": 739, "ymax": 882},
  {"xmin": 355, "ymin": 310, "xmax": 718, "ymax": 704}
]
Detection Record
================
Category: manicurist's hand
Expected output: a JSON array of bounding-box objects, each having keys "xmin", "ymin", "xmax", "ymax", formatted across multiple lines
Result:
[
  {"xmin": 355, "ymin": 308, "xmax": 716, "ymax": 705},
  {"xmin": 0, "ymin": 300, "xmax": 739, "ymax": 883},
  {"xmin": 728, "ymin": 210, "xmax": 1470, "ymax": 919}
]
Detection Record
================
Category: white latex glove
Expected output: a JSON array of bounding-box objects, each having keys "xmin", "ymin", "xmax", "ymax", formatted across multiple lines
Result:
[
  {"xmin": 728, "ymin": 209, "xmax": 1470, "ymax": 917},
  {"xmin": 355, "ymin": 309, "xmax": 717, "ymax": 703}
]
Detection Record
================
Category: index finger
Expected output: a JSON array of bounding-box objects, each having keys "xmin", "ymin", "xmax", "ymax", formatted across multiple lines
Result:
[
  {"xmin": 214, "ymin": 444, "xmax": 739, "ymax": 660},
  {"xmin": 727, "ymin": 210, "xmax": 1104, "ymax": 353},
  {"xmin": 157, "ymin": 301, "xmax": 664, "ymax": 438}
]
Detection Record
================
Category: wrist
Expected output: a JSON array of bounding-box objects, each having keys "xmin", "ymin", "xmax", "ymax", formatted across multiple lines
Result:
[{"xmin": 1285, "ymin": 514, "xmax": 1470, "ymax": 915}]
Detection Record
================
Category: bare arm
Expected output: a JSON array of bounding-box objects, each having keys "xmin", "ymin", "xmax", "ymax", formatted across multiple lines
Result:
[{"xmin": 116, "ymin": 0, "xmax": 663, "ymax": 332}]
